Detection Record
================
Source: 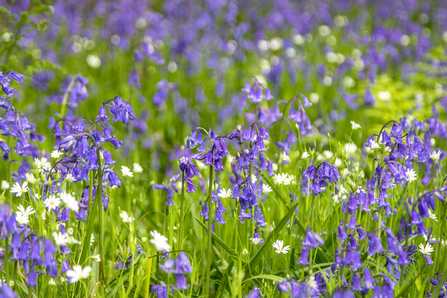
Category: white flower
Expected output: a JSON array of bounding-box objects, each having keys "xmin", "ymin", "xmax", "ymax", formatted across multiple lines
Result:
[
  {"xmin": 251, "ymin": 174, "xmax": 257, "ymax": 183},
  {"xmin": 279, "ymin": 151, "xmax": 291, "ymax": 163},
  {"xmin": 428, "ymin": 210, "xmax": 438, "ymax": 222},
  {"xmin": 1, "ymin": 180, "xmax": 9, "ymax": 190},
  {"xmin": 262, "ymin": 184, "xmax": 272, "ymax": 194},
  {"xmin": 419, "ymin": 243, "xmax": 434, "ymax": 255},
  {"xmin": 34, "ymin": 157, "xmax": 51, "ymax": 172},
  {"xmin": 218, "ymin": 188, "xmax": 233, "ymax": 199},
  {"xmin": 92, "ymin": 255, "xmax": 101, "ymax": 262},
  {"xmin": 17, "ymin": 205, "xmax": 35, "ymax": 217},
  {"xmin": 273, "ymin": 173, "xmax": 291, "ymax": 185},
  {"xmin": 121, "ymin": 166, "xmax": 134, "ymax": 177},
  {"xmin": 301, "ymin": 152, "xmax": 310, "ymax": 159},
  {"xmin": 68, "ymin": 236, "xmax": 81, "ymax": 245},
  {"xmin": 242, "ymin": 248, "xmax": 249, "ymax": 255},
  {"xmin": 272, "ymin": 240, "xmax": 290, "ymax": 254},
  {"xmin": 431, "ymin": 150, "xmax": 442, "ymax": 162},
  {"xmin": 60, "ymin": 192, "xmax": 79, "ymax": 212},
  {"xmin": 377, "ymin": 91, "xmax": 391, "ymax": 101},
  {"xmin": 307, "ymin": 276, "xmax": 317, "ymax": 289},
  {"xmin": 51, "ymin": 150, "xmax": 63, "ymax": 159},
  {"xmin": 133, "ymin": 163, "xmax": 143, "ymax": 173},
  {"xmin": 66, "ymin": 265, "xmax": 92, "ymax": 283},
  {"xmin": 49, "ymin": 279, "xmax": 56, "ymax": 286},
  {"xmin": 65, "ymin": 174, "xmax": 75, "ymax": 182},
  {"xmin": 323, "ymin": 151, "xmax": 333, "ymax": 159},
  {"xmin": 142, "ymin": 237, "xmax": 147, "ymax": 243},
  {"xmin": 351, "ymin": 121, "xmax": 361, "ymax": 130},
  {"xmin": 25, "ymin": 173, "xmax": 36, "ymax": 184},
  {"xmin": 250, "ymin": 237, "xmax": 263, "ymax": 245},
  {"xmin": 67, "ymin": 228, "xmax": 74, "ymax": 235},
  {"xmin": 370, "ymin": 141, "xmax": 381, "ymax": 150},
  {"xmin": 53, "ymin": 232, "xmax": 69, "ymax": 246},
  {"xmin": 344, "ymin": 143, "xmax": 357, "ymax": 154},
  {"xmin": 16, "ymin": 213, "xmax": 30, "ymax": 225},
  {"xmin": 335, "ymin": 158, "xmax": 342, "ymax": 167},
  {"xmin": 406, "ymin": 169, "xmax": 417, "ymax": 183},
  {"xmin": 150, "ymin": 230, "xmax": 171, "ymax": 252},
  {"xmin": 44, "ymin": 195, "xmax": 61, "ymax": 210},
  {"xmin": 16, "ymin": 205, "xmax": 35, "ymax": 225},
  {"xmin": 119, "ymin": 211, "xmax": 134, "ymax": 223},
  {"xmin": 11, "ymin": 181, "xmax": 29, "ymax": 197}
]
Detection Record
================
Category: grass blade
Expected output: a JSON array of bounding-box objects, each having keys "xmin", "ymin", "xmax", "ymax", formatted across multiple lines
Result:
[{"xmin": 194, "ymin": 216, "xmax": 239, "ymax": 260}]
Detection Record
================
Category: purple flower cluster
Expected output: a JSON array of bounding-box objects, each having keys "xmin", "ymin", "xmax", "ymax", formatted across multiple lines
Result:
[{"xmin": 0, "ymin": 71, "xmax": 44, "ymax": 161}]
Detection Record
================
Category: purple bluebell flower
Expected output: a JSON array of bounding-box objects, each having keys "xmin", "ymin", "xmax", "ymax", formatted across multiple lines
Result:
[
  {"xmin": 247, "ymin": 286, "xmax": 262, "ymax": 298},
  {"xmin": 151, "ymin": 282, "xmax": 168, "ymax": 298},
  {"xmin": 277, "ymin": 279, "xmax": 289, "ymax": 293}
]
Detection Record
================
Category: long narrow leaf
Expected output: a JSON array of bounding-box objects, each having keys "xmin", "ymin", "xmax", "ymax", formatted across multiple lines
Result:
[
  {"xmin": 243, "ymin": 274, "xmax": 284, "ymax": 283},
  {"xmin": 216, "ymin": 260, "xmax": 234, "ymax": 298},
  {"xmin": 194, "ymin": 216, "xmax": 239, "ymax": 259}
]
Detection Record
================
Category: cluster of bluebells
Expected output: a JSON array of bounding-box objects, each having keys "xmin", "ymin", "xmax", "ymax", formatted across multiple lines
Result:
[
  {"xmin": 0, "ymin": 69, "xmax": 138, "ymax": 293},
  {"xmin": 47, "ymin": 75, "xmax": 89, "ymax": 115},
  {"xmin": 0, "ymin": 71, "xmax": 44, "ymax": 161},
  {"xmin": 301, "ymin": 161, "xmax": 341, "ymax": 195},
  {"xmin": 241, "ymin": 77, "xmax": 273, "ymax": 104},
  {"xmin": 0, "ymin": 204, "xmax": 58, "ymax": 292},
  {"xmin": 158, "ymin": 252, "xmax": 193, "ymax": 292}
]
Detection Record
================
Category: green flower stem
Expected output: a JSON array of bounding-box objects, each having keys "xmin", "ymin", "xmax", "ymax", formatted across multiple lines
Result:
[
  {"xmin": 309, "ymin": 195, "xmax": 316, "ymax": 275},
  {"xmin": 60, "ymin": 77, "xmax": 77, "ymax": 119},
  {"xmin": 179, "ymin": 170, "xmax": 185, "ymax": 251},
  {"xmin": 4, "ymin": 238, "xmax": 9, "ymax": 284},
  {"xmin": 375, "ymin": 209, "xmax": 382, "ymax": 275},
  {"xmin": 96, "ymin": 150, "xmax": 105, "ymax": 293},
  {"xmin": 434, "ymin": 200, "xmax": 447, "ymax": 275},
  {"xmin": 205, "ymin": 165, "xmax": 214, "ymax": 297}
]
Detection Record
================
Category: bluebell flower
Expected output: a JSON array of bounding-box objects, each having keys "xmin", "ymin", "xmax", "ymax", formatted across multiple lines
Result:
[
  {"xmin": 247, "ymin": 286, "xmax": 262, "ymax": 298},
  {"xmin": 277, "ymin": 279, "xmax": 289, "ymax": 293},
  {"xmin": 151, "ymin": 282, "xmax": 168, "ymax": 298}
]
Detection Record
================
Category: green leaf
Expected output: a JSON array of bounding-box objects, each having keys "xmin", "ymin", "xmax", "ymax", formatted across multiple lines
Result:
[
  {"xmin": 243, "ymin": 274, "xmax": 285, "ymax": 283},
  {"xmin": 428, "ymin": 265, "xmax": 444, "ymax": 298},
  {"xmin": 194, "ymin": 216, "xmax": 239, "ymax": 260},
  {"xmin": 249, "ymin": 202, "xmax": 299, "ymax": 271},
  {"xmin": 216, "ymin": 260, "xmax": 234, "ymax": 298}
]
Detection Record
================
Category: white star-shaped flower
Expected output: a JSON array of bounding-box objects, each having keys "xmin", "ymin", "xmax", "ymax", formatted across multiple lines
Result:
[
  {"xmin": 60, "ymin": 192, "xmax": 79, "ymax": 212},
  {"xmin": 218, "ymin": 188, "xmax": 233, "ymax": 199},
  {"xmin": 121, "ymin": 166, "xmax": 134, "ymax": 177},
  {"xmin": 406, "ymin": 169, "xmax": 417, "ymax": 183},
  {"xmin": 119, "ymin": 211, "xmax": 134, "ymax": 223},
  {"xmin": 279, "ymin": 151, "xmax": 291, "ymax": 163},
  {"xmin": 11, "ymin": 181, "xmax": 29, "ymax": 197},
  {"xmin": 273, "ymin": 173, "xmax": 291, "ymax": 185},
  {"xmin": 44, "ymin": 195, "xmax": 61, "ymax": 210},
  {"xmin": 431, "ymin": 150, "xmax": 442, "ymax": 162},
  {"xmin": 272, "ymin": 240, "xmax": 290, "ymax": 254},
  {"xmin": 133, "ymin": 163, "xmax": 143, "ymax": 173},
  {"xmin": 350, "ymin": 121, "xmax": 361, "ymax": 130},
  {"xmin": 419, "ymin": 243, "xmax": 434, "ymax": 255},
  {"xmin": 301, "ymin": 152, "xmax": 310, "ymax": 159},
  {"xmin": 262, "ymin": 184, "xmax": 272, "ymax": 194},
  {"xmin": 53, "ymin": 232, "xmax": 69, "ymax": 246},
  {"xmin": 66, "ymin": 265, "xmax": 92, "ymax": 283},
  {"xmin": 150, "ymin": 230, "xmax": 171, "ymax": 252},
  {"xmin": 51, "ymin": 150, "xmax": 63, "ymax": 159},
  {"xmin": 1, "ymin": 180, "xmax": 9, "ymax": 190}
]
